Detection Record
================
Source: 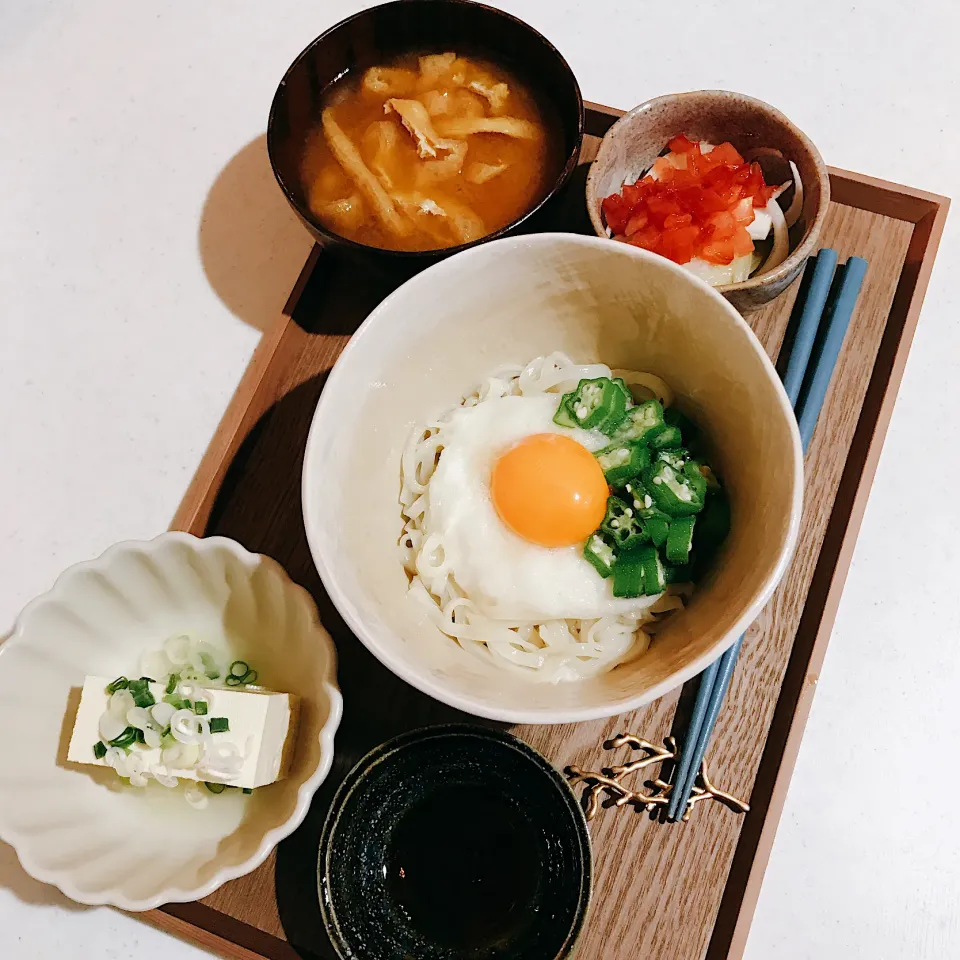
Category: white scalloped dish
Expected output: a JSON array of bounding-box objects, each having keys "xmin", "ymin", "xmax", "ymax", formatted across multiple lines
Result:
[{"xmin": 0, "ymin": 533, "xmax": 342, "ymax": 910}]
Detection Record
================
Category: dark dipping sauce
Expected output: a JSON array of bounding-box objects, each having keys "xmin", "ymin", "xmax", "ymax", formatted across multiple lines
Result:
[
  {"xmin": 386, "ymin": 784, "xmax": 541, "ymax": 948},
  {"xmin": 318, "ymin": 726, "xmax": 591, "ymax": 960}
]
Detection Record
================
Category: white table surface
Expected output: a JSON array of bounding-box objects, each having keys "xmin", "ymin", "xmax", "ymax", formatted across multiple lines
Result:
[{"xmin": 1, "ymin": 1, "xmax": 957, "ymax": 957}]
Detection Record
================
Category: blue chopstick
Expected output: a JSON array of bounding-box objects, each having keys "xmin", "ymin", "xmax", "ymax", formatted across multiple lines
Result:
[
  {"xmin": 783, "ymin": 249, "xmax": 839, "ymax": 406},
  {"xmin": 664, "ymin": 660, "xmax": 720, "ymax": 821},
  {"xmin": 796, "ymin": 257, "xmax": 868, "ymax": 446},
  {"xmin": 667, "ymin": 250, "xmax": 865, "ymax": 822}
]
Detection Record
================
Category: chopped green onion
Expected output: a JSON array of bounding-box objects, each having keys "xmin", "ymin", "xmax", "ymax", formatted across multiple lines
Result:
[
  {"xmin": 208, "ymin": 717, "xmax": 229, "ymax": 734},
  {"xmin": 109, "ymin": 727, "xmax": 138, "ymax": 749},
  {"xmin": 203, "ymin": 781, "xmax": 227, "ymax": 794},
  {"xmin": 200, "ymin": 653, "xmax": 220, "ymax": 680},
  {"xmin": 128, "ymin": 677, "xmax": 156, "ymax": 708},
  {"xmin": 105, "ymin": 677, "xmax": 129, "ymax": 695},
  {"xmin": 134, "ymin": 728, "xmax": 147, "ymax": 745},
  {"xmin": 165, "ymin": 674, "xmax": 179, "ymax": 695},
  {"xmin": 242, "ymin": 788, "xmax": 253, "ymax": 795},
  {"xmin": 194, "ymin": 700, "xmax": 208, "ymax": 716},
  {"xmin": 226, "ymin": 660, "xmax": 257, "ymax": 686},
  {"xmin": 93, "ymin": 741, "xmax": 108, "ymax": 760}
]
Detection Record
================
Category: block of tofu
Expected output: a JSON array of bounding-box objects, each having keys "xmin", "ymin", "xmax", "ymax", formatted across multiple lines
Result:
[{"xmin": 67, "ymin": 676, "xmax": 300, "ymax": 790}]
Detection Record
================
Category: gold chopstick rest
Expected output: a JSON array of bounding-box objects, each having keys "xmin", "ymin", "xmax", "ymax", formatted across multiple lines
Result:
[{"xmin": 565, "ymin": 734, "xmax": 750, "ymax": 823}]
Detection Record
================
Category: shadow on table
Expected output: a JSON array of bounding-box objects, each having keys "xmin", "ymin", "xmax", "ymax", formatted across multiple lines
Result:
[
  {"xmin": 0, "ymin": 840, "xmax": 90, "ymax": 910},
  {"xmin": 198, "ymin": 134, "xmax": 315, "ymax": 333}
]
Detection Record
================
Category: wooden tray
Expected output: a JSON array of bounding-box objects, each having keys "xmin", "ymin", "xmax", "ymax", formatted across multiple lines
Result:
[{"xmin": 148, "ymin": 102, "xmax": 948, "ymax": 960}]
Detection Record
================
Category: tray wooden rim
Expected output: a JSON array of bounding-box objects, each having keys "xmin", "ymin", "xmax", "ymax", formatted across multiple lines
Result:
[{"xmin": 148, "ymin": 101, "xmax": 949, "ymax": 960}]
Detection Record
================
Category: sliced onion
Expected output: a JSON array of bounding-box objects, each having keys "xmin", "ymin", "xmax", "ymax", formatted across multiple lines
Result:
[
  {"xmin": 140, "ymin": 649, "xmax": 172, "ymax": 680},
  {"xmin": 164, "ymin": 634, "xmax": 192, "ymax": 666},
  {"xmin": 109, "ymin": 689, "xmax": 135, "ymax": 717},
  {"xmin": 125, "ymin": 706, "xmax": 155, "ymax": 731},
  {"xmin": 150, "ymin": 701, "xmax": 176, "ymax": 728},
  {"xmin": 170, "ymin": 709, "xmax": 206, "ymax": 744},
  {"xmin": 783, "ymin": 160, "xmax": 803, "ymax": 228},
  {"xmin": 98, "ymin": 711, "xmax": 127, "ymax": 743},
  {"xmin": 104, "ymin": 746, "xmax": 127, "ymax": 769},
  {"xmin": 151, "ymin": 767, "xmax": 179, "ymax": 788},
  {"xmin": 184, "ymin": 784, "xmax": 209, "ymax": 810},
  {"xmin": 163, "ymin": 742, "xmax": 200, "ymax": 770},
  {"xmin": 176, "ymin": 681, "xmax": 200, "ymax": 700},
  {"xmin": 200, "ymin": 741, "xmax": 243, "ymax": 780},
  {"xmin": 756, "ymin": 198, "xmax": 790, "ymax": 276},
  {"xmin": 143, "ymin": 728, "xmax": 162, "ymax": 749},
  {"xmin": 611, "ymin": 371, "xmax": 675, "ymax": 407}
]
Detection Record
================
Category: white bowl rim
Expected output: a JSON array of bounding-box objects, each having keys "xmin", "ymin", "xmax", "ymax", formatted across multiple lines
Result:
[
  {"xmin": 0, "ymin": 531, "xmax": 344, "ymax": 911},
  {"xmin": 302, "ymin": 232, "xmax": 803, "ymax": 724}
]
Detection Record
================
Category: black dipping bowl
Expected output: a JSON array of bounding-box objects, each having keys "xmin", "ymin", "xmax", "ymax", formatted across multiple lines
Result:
[
  {"xmin": 267, "ymin": 0, "xmax": 584, "ymax": 260},
  {"xmin": 318, "ymin": 725, "xmax": 591, "ymax": 960}
]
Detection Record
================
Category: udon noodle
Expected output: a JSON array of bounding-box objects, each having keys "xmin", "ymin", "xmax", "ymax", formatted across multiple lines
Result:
[{"xmin": 398, "ymin": 353, "xmax": 689, "ymax": 682}]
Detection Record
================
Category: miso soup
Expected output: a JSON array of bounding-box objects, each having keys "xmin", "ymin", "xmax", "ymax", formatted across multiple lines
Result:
[{"xmin": 299, "ymin": 51, "xmax": 562, "ymax": 251}]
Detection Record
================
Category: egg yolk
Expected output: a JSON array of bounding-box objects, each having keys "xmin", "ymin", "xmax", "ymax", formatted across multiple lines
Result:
[{"xmin": 490, "ymin": 433, "xmax": 609, "ymax": 547}]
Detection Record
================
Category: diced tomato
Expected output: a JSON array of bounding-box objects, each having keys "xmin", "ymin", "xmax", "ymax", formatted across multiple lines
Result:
[
  {"xmin": 732, "ymin": 226, "xmax": 754, "ymax": 258},
  {"xmin": 752, "ymin": 183, "xmax": 778, "ymax": 207},
  {"xmin": 646, "ymin": 195, "xmax": 683, "ymax": 226},
  {"xmin": 731, "ymin": 197, "xmax": 756, "ymax": 225},
  {"xmin": 621, "ymin": 182, "xmax": 643, "ymax": 206},
  {"xmin": 628, "ymin": 226, "xmax": 663, "ymax": 252},
  {"xmin": 709, "ymin": 141, "xmax": 744, "ymax": 167},
  {"xmin": 603, "ymin": 134, "xmax": 776, "ymax": 268},
  {"xmin": 665, "ymin": 166, "xmax": 697, "ymax": 189},
  {"xmin": 701, "ymin": 238, "xmax": 736, "ymax": 265},
  {"xmin": 659, "ymin": 224, "xmax": 700, "ymax": 264},
  {"xmin": 691, "ymin": 189, "xmax": 726, "ymax": 215},
  {"xmin": 624, "ymin": 212, "xmax": 649, "ymax": 237},
  {"xmin": 668, "ymin": 133, "xmax": 696, "ymax": 154},
  {"xmin": 602, "ymin": 195, "xmax": 630, "ymax": 234},
  {"xmin": 663, "ymin": 212, "xmax": 693, "ymax": 230},
  {"xmin": 704, "ymin": 211, "xmax": 736, "ymax": 240},
  {"xmin": 651, "ymin": 156, "xmax": 675, "ymax": 180}
]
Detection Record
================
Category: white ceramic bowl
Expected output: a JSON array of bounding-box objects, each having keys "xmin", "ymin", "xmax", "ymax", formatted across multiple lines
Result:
[
  {"xmin": 0, "ymin": 532, "xmax": 342, "ymax": 910},
  {"xmin": 302, "ymin": 233, "xmax": 802, "ymax": 724}
]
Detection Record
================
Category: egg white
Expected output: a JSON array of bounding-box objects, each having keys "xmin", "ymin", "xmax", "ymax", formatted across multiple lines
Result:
[{"xmin": 425, "ymin": 394, "xmax": 661, "ymax": 621}]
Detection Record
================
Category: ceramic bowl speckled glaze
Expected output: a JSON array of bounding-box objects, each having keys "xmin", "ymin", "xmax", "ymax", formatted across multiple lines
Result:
[
  {"xmin": 585, "ymin": 91, "xmax": 830, "ymax": 311},
  {"xmin": 318, "ymin": 725, "xmax": 591, "ymax": 960},
  {"xmin": 0, "ymin": 533, "xmax": 343, "ymax": 910},
  {"xmin": 302, "ymin": 233, "xmax": 803, "ymax": 724},
  {"xmin": 268, "ymin": 0, "xmax": 584, "ymax": 261}
]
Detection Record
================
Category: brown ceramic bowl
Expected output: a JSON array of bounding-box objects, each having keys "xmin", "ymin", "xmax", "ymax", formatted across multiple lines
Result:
[
  {"xmin": 267, "ymin": 0, "xmax": 584, "ymax": 262},
  {"xmin": 585, "ymin": 91, "xmax": 829, "ymax": 311}
]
